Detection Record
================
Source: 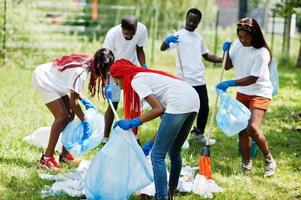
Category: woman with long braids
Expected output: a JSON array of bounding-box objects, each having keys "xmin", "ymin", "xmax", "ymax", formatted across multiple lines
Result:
[
  {"xmin": 217, "ymin": 18, "xmax": 276, "ymax": 176},
  {"xmin": 32, "ymin": 48, "xmax": 114, "ymax": 170},
  {"xmin": 97, "ymin": 52, "xmax": 199, "ymax": 199}
]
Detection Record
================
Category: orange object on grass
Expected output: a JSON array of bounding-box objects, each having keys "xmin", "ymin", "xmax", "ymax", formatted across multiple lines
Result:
[{"xmin": 199, "ymin": 146, "xmax": 212, "ymax": 179}]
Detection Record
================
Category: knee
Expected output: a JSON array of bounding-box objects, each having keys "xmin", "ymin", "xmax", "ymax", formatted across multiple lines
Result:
[
  {"xmin": 56, "ymin": 113, "xmax": 69, "ymax": 125},
  {"xmin": 246, "ymin": 123, "xmax": 260, "ymax": 137},
  {"xmin": 151, "ymin": 151, "xmax": 164, "ymax": 165}
]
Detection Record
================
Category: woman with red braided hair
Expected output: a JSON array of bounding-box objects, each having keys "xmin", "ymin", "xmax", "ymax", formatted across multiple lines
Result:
[
  {"xmin": 32, "ymin": 48, "xmax": 114, "ymax": 170},
  {"xmin": 100, "ymin": 57, "xmax": 200, "ymax": 200}
]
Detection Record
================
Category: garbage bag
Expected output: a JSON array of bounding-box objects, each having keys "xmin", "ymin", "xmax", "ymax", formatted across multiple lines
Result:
[
  {"xmin": 269, "ymin": 58, "xmax": 279, "ymax": 96},
  {"xmin": 84, "ymin": 127, "xmax": 153, "ymax": 200},
  {"xmin": 23, "ymin": 126, "xmax": 63, "ymax": 151},
  {"xmin": 216, "ymin": 89, "xmax": 251, "ymax": 137},
  {"xmin": 61, "ymin": 101, "xmax": 104, "ymax": 157}
]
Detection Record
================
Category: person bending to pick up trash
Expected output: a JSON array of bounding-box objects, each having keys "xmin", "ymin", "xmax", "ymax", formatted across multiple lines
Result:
[
  {"xmin": 32, "ymin": 48, "xmax": 114, "ymax": 171},
  {"xmin": 160, "ymin": 8, "xmax": 223, "ymax": 145},
  {"xmin": 216, "ymin": 17, "xmax": 276, "ymax": 177},
  {"xmin": 97, "ymin": 50, "xmax": 200, "ymax": 200}
]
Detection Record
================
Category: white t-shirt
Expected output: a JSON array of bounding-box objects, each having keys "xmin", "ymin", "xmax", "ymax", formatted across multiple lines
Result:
[
  {"xmin": 103, "ymin": 22, "xmax": 148, "ymax": 65},
  {"xmin": 131, "ymin": 72, "xmax": 200, "ymax": 114},
  {"xmin": 229, "ymin": 39, "xmax": 273, "ymax": 99},
  {"xmin": 33, "ymin": 62, "xmax": 87, "ymax": 95},
  {"xmin": 171, "ymin": 28, "xmax": 208, "ymax": 86}
]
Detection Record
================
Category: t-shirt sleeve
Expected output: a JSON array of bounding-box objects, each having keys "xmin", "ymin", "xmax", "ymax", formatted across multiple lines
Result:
[
  {"xmin": 103, "ymin": 29, "xmax": 115, "ymax": 51},
  {"xmin": 137, "ymin": 24, "xmax": 148, "ymax": 47},
  {"xmin": 200, "ymin": 36, "xmax": 208, "ymax": 55},
  {"xmin": 131, "ymin": 77, "xmax": 152, "ymax": 100},
  {"xmin": 250, "ymin": 49, "xmax": 270, "ymax": 77},
  {"xmin": 71, "ymin": 70, "xmax": 87, "ymax": 94}
]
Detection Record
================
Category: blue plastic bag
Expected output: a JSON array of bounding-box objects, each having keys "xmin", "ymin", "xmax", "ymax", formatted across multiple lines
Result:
[
  {"xmin": 269, "ymin": 58, "xmax": 279, "ymax": 96},
  {"xmin": 84, "ymin": 127, "xmax": 153, "ymax": 200},
  {"xmin": 61, "ymin": 101, "xmax": 104, "ymax": 157},
  {"xmin": 216, "ymin": 89, "xmax": 251, "ymax": 137}
]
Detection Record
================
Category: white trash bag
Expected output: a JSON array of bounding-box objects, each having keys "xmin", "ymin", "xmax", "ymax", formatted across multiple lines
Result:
[
  {"xmin": 23, "ymin": 126, "xmax": 63, "ymax": 151},
  {"xmin": 84, "ymin": 127, "xmax": 153, "ymax": 200}
]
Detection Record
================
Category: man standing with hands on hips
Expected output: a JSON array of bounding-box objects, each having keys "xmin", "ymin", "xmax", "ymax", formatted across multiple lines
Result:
[{"xmin": 102, "ymin": 16, "xmax": 148, "ymax": 144}]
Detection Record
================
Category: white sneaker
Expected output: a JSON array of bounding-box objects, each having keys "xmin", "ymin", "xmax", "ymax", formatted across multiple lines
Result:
[
  {"xmin": 242, "ymin": 160, "xmax": 252, "ymax": 172},
  {"xmin": 264, "ymin": 154, "xmax": 276, "ymax": 177}
]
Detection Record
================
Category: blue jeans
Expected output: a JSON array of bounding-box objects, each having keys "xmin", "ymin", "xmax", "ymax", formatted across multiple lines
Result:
[{"xmin": 151, "ymin": 112, "xmax": 197, "ymax": 200}]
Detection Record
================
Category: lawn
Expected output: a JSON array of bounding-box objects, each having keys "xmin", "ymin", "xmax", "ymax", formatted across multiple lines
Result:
[{"xmin": 0, "ymin": 57, "xmax": 300, "ymax": 199}]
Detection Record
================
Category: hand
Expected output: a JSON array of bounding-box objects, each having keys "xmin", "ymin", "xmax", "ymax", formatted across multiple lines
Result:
[
  {"xmin": 81, "ymin": 119, "xmax": 92, "ymax": 140},
  {"xmin": 164, "ymin": 35, "xmax": 179, "ymax": 48},
  {"xmin": 222, "ymin": 41, "xmax": 231, "ymax": 52},
  {"xmin": 142, "ymin": 140, "xmax": 154, "ymax": 156},
  {"xmin": 80, "ymin": 97, "xmax": 96, "ymax": 110},
  {"xmin": 113, "ymin": 117, "xmax": 143, "ymax": 130},
  {"xmin": 141, "ymin": 63, "xmax": 148, "ymax": 69},
  {"xmin": 216, "ymin": 80, "xmax": 237, "ymax": 92},
  {"xmin": 104, "ymin": 84, "xmax": 112, "ymax": 102}
]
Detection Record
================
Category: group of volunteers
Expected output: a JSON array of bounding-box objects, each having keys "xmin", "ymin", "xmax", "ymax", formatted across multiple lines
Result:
[{"xmin": 32, "ymin": 7, "xmax": 276, "ymax": 200}]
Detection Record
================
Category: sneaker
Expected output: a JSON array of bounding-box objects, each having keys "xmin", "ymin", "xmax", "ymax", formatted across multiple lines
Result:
[
  {"xmin": 190, "ymin": 128, "xmax": 207, "ymax": 143},
  {"xmin": 59, "ymin": 153, "xmax": 80, "ymax": 164},
  {"xmin": 38, "ymin": 155, "xmax": 61, "ymax": 171},
  {"xmin": 190, "ymin": 128, "xmax": 216, "ymax": 145},
  {"xmin": 241, "ymin": 160, "xmax": 252, "ymax": 172},
  {"xmin": 101, "ymin": 137, "xmax": 109, "ymax": 144},
  {"xmin": 264, "ymin": 154, "xmax": 276, "ymax": 177}
]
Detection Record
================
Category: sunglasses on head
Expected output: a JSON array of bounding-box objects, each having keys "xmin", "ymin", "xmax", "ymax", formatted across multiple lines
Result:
[{"xmin": 237, "ymin": 22, "xmax": 254, "ymax": 32}]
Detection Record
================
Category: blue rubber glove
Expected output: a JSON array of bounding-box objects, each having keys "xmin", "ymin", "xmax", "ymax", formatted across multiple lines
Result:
[
  {"xmin": 142, "ymin": 140, "xmax": 154, "ymax": 156},
  {"xmin": 141, "ymin": 63, "xmax": 148, "ymax": 69},
  {"xmin": 216, "ymin": 80, "xmax": 237, "ymax": 92},
  {"xmin": 113, "ymin": 117, "xmax": 143, "ymax": 130},
  {"xmin": 164, "ymin": 35, "xmax": 179, "ymax": 48},
  {"xmin": 104, "ymin": 84, "xmax": 112, "ymax": 102},
  {"xmin": 223, "ymin": 41, "xmax": 231, "ymax": 52},
  {"xmin": 81, "ymin": 119, "xmax": 92, "ymax": 141},
  {"xmin": 80, "ymin": 98, "xmax": 96, "ymax": 110}
]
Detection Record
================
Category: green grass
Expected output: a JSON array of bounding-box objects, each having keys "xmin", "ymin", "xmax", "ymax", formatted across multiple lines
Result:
[{"xmin": 0, "ymin": 57, "xmax": 301, "ymax": 200}]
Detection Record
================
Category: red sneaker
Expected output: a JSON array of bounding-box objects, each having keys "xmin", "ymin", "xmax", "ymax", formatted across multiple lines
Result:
[
  {"xmin": 59, "ymin": 153, "xmax": 80, "ymax": 164},
  {"xmin": 38, "ymin": 155, "xmax": 61, "ymax": 171}
]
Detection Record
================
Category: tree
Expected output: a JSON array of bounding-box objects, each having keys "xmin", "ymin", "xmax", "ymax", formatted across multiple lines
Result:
[{"xmin": 274, "ymin": 0, "xmax": 301, "ymax": 68}]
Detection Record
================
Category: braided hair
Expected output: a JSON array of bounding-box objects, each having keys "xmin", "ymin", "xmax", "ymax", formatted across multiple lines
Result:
[{"xmin": 89, "ymin": 48, "xmax": 115, "ymax": 97}]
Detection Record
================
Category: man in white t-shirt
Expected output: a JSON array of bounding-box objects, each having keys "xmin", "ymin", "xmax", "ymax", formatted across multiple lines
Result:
[
  {"xmin": 102, "ymin": 16, "xmax": 148, "ymax": 143},
  {"xmin": 160, "ymin": 8, "xmax": 223, "ymax": 143}
]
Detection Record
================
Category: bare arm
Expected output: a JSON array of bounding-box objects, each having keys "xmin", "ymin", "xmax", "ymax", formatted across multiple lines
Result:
[
  {"xmin": 202, "ymin": 53, "xmax": 223, "ymax": 63},
  {"xmin": 236, "ymin": 76, "xmax": 259, "ymax": 86},
  {"xmin": 160, "ymin": 41, "xmax": 169, "ymax": 51},
  {"xmin": 69, "ymin": 91, "xmax": 85, "ymax": 121},
  {"xmin": 224, "ymin": 52, "xmax": 233, "ymax": 70},
  {"xmin": 139, "ymin": 94, "xmax": 165, "ymax": 123},
  {"xmin": 136, "ymin": 46, "xmax": 146, "ymax": 66}
]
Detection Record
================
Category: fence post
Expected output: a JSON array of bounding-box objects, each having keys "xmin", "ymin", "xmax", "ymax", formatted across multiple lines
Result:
[{"xmin": 2, "ymin": 0, "xmax": 7, "ymax": 65}]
